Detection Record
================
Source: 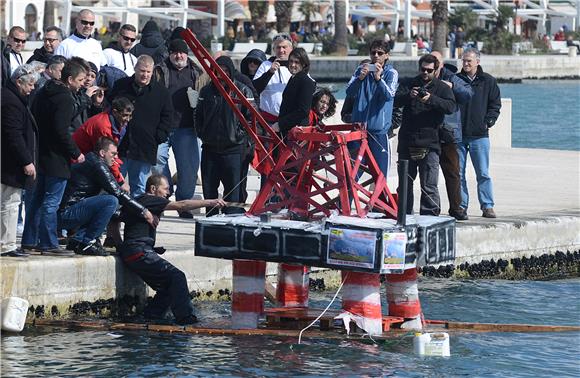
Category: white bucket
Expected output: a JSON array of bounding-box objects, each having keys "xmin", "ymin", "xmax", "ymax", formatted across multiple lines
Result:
[
  {"xmin": 413, "ymin": 332, "xmax": 451, "ymax": 357},
  {"xmin": 1, "ymin": 297, "xmax": 30, "ymax": 332}
]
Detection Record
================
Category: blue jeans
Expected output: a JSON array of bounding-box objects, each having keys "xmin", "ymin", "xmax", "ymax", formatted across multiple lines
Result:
[
  {"xmin": 152, "ymin": 139, "xmax": 173, "ymax": 190},
  {"xmin": 59, "ymin": 195, "xmax": 119, "ymax": 244},
  {"xmin": 170, "ymin": 128, "xmax": 201, "ymax": 201},
  {"xmin": 121, "ymin": 159, "xmax": 152, "ymax": 197},
  {"xmin": 458, "ymin": 137, "xmax": 494, "ymax": 210},
  {"xmin": 21, "ymin": 174, "xmax": 68, "ymax": 249}
]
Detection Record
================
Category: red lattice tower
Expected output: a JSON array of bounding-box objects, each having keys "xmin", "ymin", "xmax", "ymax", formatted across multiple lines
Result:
[{"xmin": 181, "ymin": 29, "xmax": 398, "ymax": 220}]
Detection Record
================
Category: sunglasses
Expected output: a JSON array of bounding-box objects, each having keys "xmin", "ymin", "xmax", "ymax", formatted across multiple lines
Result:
[
  {"xmin": 44, "ymin": 38, "xmax": 59, "ymax": 43},
  {"xmin": 273, "ymin": 34, "xmax": 291, "ymax": 42},
  {"xmin": 371, "ymin": 50, "xmax": 385, "ymax": 56},
  {"xmin": 420, "ymin": 67, "xmax": 435, "ymax": 73},
  {"xmin": 11, "ymin": 37, "xmax": 26, "ymax": 44},
  {"xmin": 121, "ymin": 35, "xmax": 136, "ymax": 42},
  {"xmin": 80, "ymin": 20, "xmax": 95, "ymax": 26}
]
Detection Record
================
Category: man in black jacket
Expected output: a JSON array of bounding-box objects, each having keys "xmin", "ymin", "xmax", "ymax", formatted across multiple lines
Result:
[
  {"xmin": 27, "ymin": 26, "xmax": 63, "ymax": 64},
  {"xmin": 196, "ymin": 56, "xmax": 253, "ymax": 216},
  {"xmin": 396, "ymin": 54, "xmax": 456, "ymax": 216},
  {"xmin": 1, "ymin": 65, "xmax": 39, "ymax": 257},
  {"xmin": 59, "ymin": 138, "xmax": 154, "ymax": 256},
  {"xmin": 457, "ymin": 48, "xmax": 501, "ymax": 218},
  {"xmin": 111, "ymin": 54, "xmax": 173, "ymax": 197},
  {"xmin": 22, "ymin": 58, "xmax": 87, "ymax": 257}
]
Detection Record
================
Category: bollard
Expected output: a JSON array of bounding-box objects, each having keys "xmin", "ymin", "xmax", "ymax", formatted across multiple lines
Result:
[
  {"xmin": 341, "ymin": 271, "xmax": 383, "ymax": 335},
  {"xmin": 276, "ymin": 263, "xmax": 309, "ymax": 307},
  {"xmin": 386, "ymin": 268, "xmax": 423, "ymax": 330},
  {"xmin": 569, "ymin": 46, "xmax": 578, "ymax": 57},
  {"xmin": 232, "ymin": 259, "xmax": 266, "ymax": 329}
]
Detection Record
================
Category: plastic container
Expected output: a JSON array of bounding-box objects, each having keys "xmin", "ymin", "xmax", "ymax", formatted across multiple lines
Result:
[
  {"xmin": 413, "ymin": 332, "xmax": 451, "ymax": 357},
  {"xmin": 1, "ymin": 297, "xmax": 30, "ymax": 332}
]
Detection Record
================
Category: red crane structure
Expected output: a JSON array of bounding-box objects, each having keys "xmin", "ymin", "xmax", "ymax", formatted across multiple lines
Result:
[{"xmin": 180, "ymin": 29, "xmax": 398, "ymax": 220}]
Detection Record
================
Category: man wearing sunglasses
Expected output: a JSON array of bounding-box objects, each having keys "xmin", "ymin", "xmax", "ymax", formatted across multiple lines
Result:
[
  {"xmin": 2, "ymin": 26, "xmax": 27, "ymax": 86},
  {"xmin": 395, "ymin": 54, "xmax": 456, "ymax": 217},
  {"xmin": 55, "ymin": 8, "xmax": 106, "ymax": 70},
  {"xmin": 103, "ymin": 24, "xmax": 138, "ymax": 76},
  {"xmin": 345, "ymin": 40, "xmax": 398, "ymax": 178},
  {"xmin": 27, "ymin": 26, "xmax": 63, "ymax": 64}
]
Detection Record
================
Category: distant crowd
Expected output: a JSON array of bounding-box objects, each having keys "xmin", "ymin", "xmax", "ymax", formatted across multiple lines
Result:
[{"xmin": 1, "ymin": 8, "xmax": 501, "ymax": 324}]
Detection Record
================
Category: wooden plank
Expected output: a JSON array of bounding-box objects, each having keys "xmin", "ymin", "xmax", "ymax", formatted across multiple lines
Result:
[{"xmin": 426, "ymin": 319, "xmax": 580, "ymax": 333}]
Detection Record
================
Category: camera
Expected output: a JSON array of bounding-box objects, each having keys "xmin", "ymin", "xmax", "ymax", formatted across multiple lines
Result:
[{"xmin": 417, "ymin": 86, "xmax": 429, "ymax": 98}]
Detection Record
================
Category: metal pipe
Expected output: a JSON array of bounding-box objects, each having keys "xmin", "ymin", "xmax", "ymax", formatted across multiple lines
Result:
[{"xmin": 397, "ymin": 159, "xmax": 409, "ymax": 226}]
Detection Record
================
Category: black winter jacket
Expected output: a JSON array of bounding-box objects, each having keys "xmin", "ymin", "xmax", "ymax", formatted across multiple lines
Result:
[
  {"xmin": 1, "ymin": 82, "xmax": 38, "ymax": 189},
  {"xmin": 395, "ymin": 76, "xmax": 456, "ymax": 154},
  {"xmin": 196, "ymin": 81, "xmax": 253, "ymax": 154},
  {"xmin": 60, "ymin": 152, "xmax": 146, "ymax": 215},
  {"xmin": 27, "ymin": 46, "xmax": 53, "ymax": 64},
  {"xmin": 31, "ymin": 80, "xmax": 81, "ymax": 178},
  {"xmin": 278, "ymin": 70, "xmax": 316, "ymax": 136},
  {"xmin": 457, "ymin": 65, "xmax": 501, "ymax": 138},
  {"xmin": 111, "ymin": 77, "xmax": 174, "ymax": 164},
  {"xmin": 130, "ymin": 21, "xmax": 168, "ymax": 65}
]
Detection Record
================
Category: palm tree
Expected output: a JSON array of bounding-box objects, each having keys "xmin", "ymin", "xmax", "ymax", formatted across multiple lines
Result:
[
  {"xmin": 275, "ymin": 1, "xmax": 293, "ymax": 33},
  {"xmin": 332, "ymin": 0, "xmax": 348, "ymax": 55},
  {"xmin": 249, "ymin": 2, "xmax": 268, "ymax": 39},
  {"xmin": 299, "ymin": 1, "xmax": 316, "ymax": 34},
  {"xmin": 431, "ymin": 0, "xmax": 448, "ymax": 53}
]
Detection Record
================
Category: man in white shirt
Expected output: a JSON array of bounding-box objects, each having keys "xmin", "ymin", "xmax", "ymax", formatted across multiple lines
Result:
[
  {"xmin": 103, "ymin": 24, "xmax": 137, "ymax": 76},
  {"xmin": 252, "ymin": 34, "xmax": 293, "ymax": 123},
  {"xmin": 55, "ymin": 9, "xmax": 106, "ymax": 69}
]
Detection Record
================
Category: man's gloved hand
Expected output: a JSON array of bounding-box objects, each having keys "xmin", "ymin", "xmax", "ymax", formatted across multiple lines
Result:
[
  {"xmin": 486, "ymin": 118, "xmax": 496, "ymax": 128},
  {"xmin": 153, "ymin": 247, "xmax": 166, "ymax": 255}
]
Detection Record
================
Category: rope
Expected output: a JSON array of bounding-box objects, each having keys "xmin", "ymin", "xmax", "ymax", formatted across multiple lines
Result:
[{"xmin": 297, "ymin": 272, "xmax": 349, "ymax": 345}]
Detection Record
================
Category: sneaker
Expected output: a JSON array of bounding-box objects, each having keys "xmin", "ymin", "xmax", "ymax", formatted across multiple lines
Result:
[
  {"xmin": 175, "ymin": 314, "xmax": 199, "ymax": 326},
  {"xmin": 1, "ymin": 248, "xmax": 30, "ymax": 257},
  {"xmin": 41, "ymin": 247, "xmax": 76, "ymax": 257},
  {"xmin": 482, "ymin": 208, "xmax": 497, "ymax": 218},
  {"xmin": 66, "ymin": 238, "xmax": 81, "ymax": 251},
  {"xmin": 103, "ymin": 237, "xmax": 117, "ymax": 249},
  {"xmin": 76, "ymin": 240, "xmax": 108, "ymax": 256},
  {"xmin": 449, "ymin": 209, "xmax": 469, "ymax": 221},
  {"xmin": 21, "ymin": 245, "xmax": 42, "ymax": 255}
]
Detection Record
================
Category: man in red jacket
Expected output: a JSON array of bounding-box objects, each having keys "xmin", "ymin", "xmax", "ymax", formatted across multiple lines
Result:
[{"xmin": 73, "ymin": 96, "xmax": 134, "ymax": 190}]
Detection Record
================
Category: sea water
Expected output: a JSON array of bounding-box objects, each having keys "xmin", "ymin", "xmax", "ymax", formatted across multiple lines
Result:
[
  {"xmin": 330, "ymin": 79, "xmax": 580, "ymax": 151},
  {"xmin": 2, "ymin": 278, "xmax": 579, "ymax": 377}
]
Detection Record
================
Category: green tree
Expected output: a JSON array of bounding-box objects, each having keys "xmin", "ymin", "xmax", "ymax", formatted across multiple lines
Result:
[
  {"xmin": 275, "ymin": 1, "xmax": 293, "ymax": 33},
  {"xmin": 493, "ymin": 5, "xmax": 514, "ymax": 33},
  {"xmin": 448, "ymin": 6, "xmax": 478, "ymax": 30},
  {"xmin": 249, "ymin": 1, "xmax": 268, "ymax": 39},
  {"xmin": 299, "ymin": 1, "xmax": 316, "ymax": 34},
  {"xmin": 431, "ymin": 0, "xmax": 449, "ymax": 52},
  {"xmin": 331, "ymin": 0, "xmax": 348, "ymax": 55}
]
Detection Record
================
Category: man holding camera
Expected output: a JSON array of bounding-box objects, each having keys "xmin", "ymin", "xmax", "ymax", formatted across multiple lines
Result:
[
  {"xmin": 395, "ymin": 54, "xmax": 456, "ymax": 216},
  {"xmin": 345, "ymin": 39, "xmax": 398, "ymax": 177}
]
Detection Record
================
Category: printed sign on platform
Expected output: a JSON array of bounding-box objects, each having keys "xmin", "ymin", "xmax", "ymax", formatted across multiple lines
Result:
[
  {"xmin": 327, "ymin": 227, "xmax": 378, "ymax": 269},
  {"xmin": 381, "ymin": 232, "xmax": 407, "ymax": 273}
]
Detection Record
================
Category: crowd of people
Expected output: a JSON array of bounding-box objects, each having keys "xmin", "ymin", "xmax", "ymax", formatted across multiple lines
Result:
[{"xmin": 1, "ymin": 9, "xmax": 501, "ymax": 324}]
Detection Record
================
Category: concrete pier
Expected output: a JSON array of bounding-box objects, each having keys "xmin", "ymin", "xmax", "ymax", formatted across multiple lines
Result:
[{"xmin": 2, "ymin": 144, "xmax": 578, "ymax": 313}]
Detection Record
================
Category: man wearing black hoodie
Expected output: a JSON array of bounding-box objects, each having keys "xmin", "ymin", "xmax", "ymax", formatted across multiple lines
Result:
[
  {"xmin": 196, "ymin": 56, "xmax": 253, "ymax": 216},
  {"xmin": 22, "ymin": 58, "xmax": 87, "ymax": 256},
  {"xmin": 396, "ymin": 54, "xmax": 456, "ymax": 216},
  {"xmin": 130, "ymin": 20, "xmax": 168, "ymax": 65}
]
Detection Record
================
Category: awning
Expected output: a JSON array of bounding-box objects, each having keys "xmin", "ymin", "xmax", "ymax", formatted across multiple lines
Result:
[{"xmin": 225, "ymin": 0, "xmax": 250, "ymax": 20}]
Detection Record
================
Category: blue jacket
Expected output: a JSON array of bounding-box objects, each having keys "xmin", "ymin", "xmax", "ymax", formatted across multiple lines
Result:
[
  {"xmin": 439, "ymin": 64, "xmax": 473, "ymax": 143},
  {"xmin": 345, "ymin": 63, "xmax": 398, "ymax": 134}
]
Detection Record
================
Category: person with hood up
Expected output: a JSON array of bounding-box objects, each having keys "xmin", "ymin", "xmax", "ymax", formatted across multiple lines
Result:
[
  {"xmin": 130, "ymin": 20, "xmax": 168, "ymax": 65},
  {"xmin": 345, "ymin": 39, "xmax": 398, "ymax": 178},
  {"xmin": 240, "ymin": 48, "xmax": 267, "ymax": 81},
  {"xmin": 195, "ymin": 56, "xmax": 254, "ymax": 216}
]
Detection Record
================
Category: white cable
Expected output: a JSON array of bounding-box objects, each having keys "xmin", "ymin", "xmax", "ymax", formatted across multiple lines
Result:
[{"xmin": 297, "ymin": 272, "xmax": 349, "ymax": 345}]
